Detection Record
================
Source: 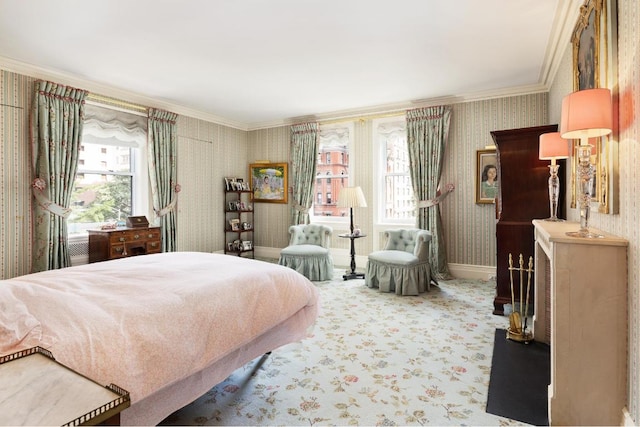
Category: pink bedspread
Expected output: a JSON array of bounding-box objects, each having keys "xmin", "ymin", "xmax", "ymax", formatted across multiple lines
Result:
[{"xmin": 0, "ymin": 252, "xmax": 319, "ymax": 423}]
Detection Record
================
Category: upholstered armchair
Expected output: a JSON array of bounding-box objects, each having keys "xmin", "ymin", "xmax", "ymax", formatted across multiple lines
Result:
[
  {"xmin": 365, "ymin": 228, "xmax": 432, "ymax": 295},
  {"xmin": 279, "ymin": 224, "xmax": 334, "ymax": 281}
]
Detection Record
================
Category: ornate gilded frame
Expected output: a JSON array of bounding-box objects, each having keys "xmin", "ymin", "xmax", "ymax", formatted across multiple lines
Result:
[
  {"xmin": 249, "ymin": 162, "xmax": 288, "ymax": 204},
  {"xmin": 570, "ymin": 0, "xmax": 619, "ymax": 213}
]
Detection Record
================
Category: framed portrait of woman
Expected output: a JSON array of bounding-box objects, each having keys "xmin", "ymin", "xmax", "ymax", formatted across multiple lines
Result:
[{"xmin": 476, "ymin": 149, "xmax": 498, "ymax": 204}]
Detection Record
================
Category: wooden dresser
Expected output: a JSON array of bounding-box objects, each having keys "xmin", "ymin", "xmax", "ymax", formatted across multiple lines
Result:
[{"xmin": 88, "ymin": 226, "xmax": 162, "ymax": 263}]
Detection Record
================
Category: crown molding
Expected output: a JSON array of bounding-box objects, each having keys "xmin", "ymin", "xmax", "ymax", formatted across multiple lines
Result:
[
  {"xmin": 1, "ymin": 53, "xmax": 554, "ymax": 133},
  {"xmin": 246, "ymin": 83, "xmax": 550, "ymax": 131},
  {"xmin": 0, "ymin": 55, "xmax": 249, "ymax": 131},
  {"xmin": 539, "ymin": 0, "xmax": 582, "ymax": 87}
]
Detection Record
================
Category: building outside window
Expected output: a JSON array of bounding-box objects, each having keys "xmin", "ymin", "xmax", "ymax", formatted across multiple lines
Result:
[
  {"xmin": 70, "ymin": 142, "xmax": 133, "ymax": 232},
  {"xmin": 312, "ymin": 123, "xmax": 352, "ymax": 218},
  {"xmin": 374, "ymin": 117, "xmax": 415, "ymax": 223}
]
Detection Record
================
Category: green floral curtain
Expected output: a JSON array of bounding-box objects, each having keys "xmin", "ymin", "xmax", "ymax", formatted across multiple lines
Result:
[
  {"xmin": 406, "ymin": 105, "xmax": 452, "ymax": 280},
  {"xmin": 30, "ymin": 80, "xmax": 88, "ymax": 272},
  {"xmin": 148, "ymin": 108, "xmax": 180, "ymax": 252},
  {"xmin": 290, "ymin": 123, "xmax": 319, "ymax": 225}
]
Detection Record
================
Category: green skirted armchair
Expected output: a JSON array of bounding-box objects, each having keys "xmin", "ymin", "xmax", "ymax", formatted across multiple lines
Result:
[
  {"xmin": 365, "ymin": 228, "xmax": 432, "ymax": 295},
  {"xmin": 279, "ymin": 224, "xmax": 334, "ymax": 281}
]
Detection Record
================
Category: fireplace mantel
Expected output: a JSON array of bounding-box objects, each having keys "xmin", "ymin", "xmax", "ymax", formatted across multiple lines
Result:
[{"xmin": 532, "ymin": 220, "xmax": 628, "ymax": 426}]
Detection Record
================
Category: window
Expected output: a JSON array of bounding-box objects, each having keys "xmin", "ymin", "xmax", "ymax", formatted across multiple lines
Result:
[
  {"xmin": 68, "ymin": 103, "xmax": 148, "ymax": 236},
  {"xmin": 312, "ymin": 123, "xmax": 353, "ymax": 219},
  {"xmin": 375, "ymin": 118, "xmax": 415, "ymax": 223}
]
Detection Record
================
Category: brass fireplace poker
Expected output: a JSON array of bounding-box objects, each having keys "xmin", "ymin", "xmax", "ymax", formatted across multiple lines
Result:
[{"xmin": 507, "ymin": 253, "xmax": 534, "ymax": 343}]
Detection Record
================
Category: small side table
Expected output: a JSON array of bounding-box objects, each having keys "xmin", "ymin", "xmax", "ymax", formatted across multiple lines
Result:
[
  {"xmin": 0, "ymin": 347, "xmax": 130, "ymax": 426},
  {"xmin": 338, "ymin": 233, "xmax": 366, "ymax": 280}
]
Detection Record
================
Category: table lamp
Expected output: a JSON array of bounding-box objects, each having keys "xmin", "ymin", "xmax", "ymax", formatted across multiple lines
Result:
[
  {"xmin": 337, "ymin": 186, "xmax": 367, "ymax": 235},
  {"xmin": 539, "ymin": 132, "xmax": 569, "ymax": 221},
  {"xmin": 560, "ymin": 88, "xmax": 612, "ymax": 238},
  {"xmin": 337, "ymin": 186, "xmax": 367, "ymax": 280}
]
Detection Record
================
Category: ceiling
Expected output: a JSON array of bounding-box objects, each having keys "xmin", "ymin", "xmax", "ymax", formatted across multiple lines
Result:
[{"xmin": 0, "ymin": 0, "xmax": 577, "ymax": 129}]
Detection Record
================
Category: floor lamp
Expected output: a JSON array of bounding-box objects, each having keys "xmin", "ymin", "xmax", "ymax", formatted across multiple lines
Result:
[
  {"xmin": 560, "ymin": 88, "xmax": 612, "ymax": 238},
  {"xmin": 337, "ymin": 186, "xmax": 367, "ymax": 280},
  {"xmin": 539, "ymin": 132, "xmax": 569, "ymax": 221}
]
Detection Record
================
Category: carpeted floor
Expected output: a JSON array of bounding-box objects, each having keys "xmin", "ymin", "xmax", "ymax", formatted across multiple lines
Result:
[{"xmin": 160, "ymin": 269, "xmax": 534, "ymax": 426}]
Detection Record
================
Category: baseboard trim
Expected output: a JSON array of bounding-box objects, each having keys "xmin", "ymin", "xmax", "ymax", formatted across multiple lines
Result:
[{"xmin": 448, "ymin": 263, "xmax": 496, "ymax": 281}]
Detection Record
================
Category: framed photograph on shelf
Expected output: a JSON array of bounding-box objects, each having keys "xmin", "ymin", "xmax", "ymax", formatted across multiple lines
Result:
[
  {"xmin": 224, "ymin": 177, "xmax": 235, "ymax": 191},
  {"xmin": 249, "ymin": 162, "xmax": 288, "ymax": 204},
  {"xmin": 570, "ymin": 0, "xmax": 619, "ymax": 214},
  {"xmin": 476, "ymin": 149, "xmax": 498, "ymax": 204},
  {"xmin": 229, "ymin": 218, "xmax": 240, "ymax": 231}
]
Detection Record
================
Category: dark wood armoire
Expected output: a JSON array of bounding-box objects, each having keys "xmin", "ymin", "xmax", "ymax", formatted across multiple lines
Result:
[{"xmin": 491, "ymin": 124, "xmax": 565, "ymax": 315}]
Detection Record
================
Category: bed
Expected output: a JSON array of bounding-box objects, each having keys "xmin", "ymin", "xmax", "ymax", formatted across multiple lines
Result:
[{"xmin": 0, "ymin": 252, "xmax": 319, "ymax": 425}]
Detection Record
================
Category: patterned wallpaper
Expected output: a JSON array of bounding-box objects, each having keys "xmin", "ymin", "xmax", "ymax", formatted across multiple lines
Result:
[
  {"xmin": 444, "ymin": 94, "xmax": 548, "ymax": 267},
  {"xmin": 607, "ymin": 0, "xmax": 639, "ymax": 420},
  {"xmin": 0, "ymin": 70, "xmax": 33, "ymax": 278},
  {"xmin": 175, "ymin": 115, "xmax": 249, "ymax": 253},
  {"xmin": 246, "ymin": 126, "xmax": 293, "ymax": 250},
  {"xmin": 0, "ymin": 0, "xmax": 639, "ymax": 419}
]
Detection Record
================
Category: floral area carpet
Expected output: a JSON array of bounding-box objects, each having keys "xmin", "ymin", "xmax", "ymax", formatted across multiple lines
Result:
[{"xmin": 161, "ymin": 271, "xmax": 525, "ymax": 426}]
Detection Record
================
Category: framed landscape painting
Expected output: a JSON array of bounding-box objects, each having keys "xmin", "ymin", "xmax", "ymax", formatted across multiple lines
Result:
[{"xmin": 249, "ymin": 162, "xmax": 288, "ymax": 204}]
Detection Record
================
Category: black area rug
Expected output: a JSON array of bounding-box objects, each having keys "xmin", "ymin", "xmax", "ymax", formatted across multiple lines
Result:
[{"xmin": 486, "ymin": 328, "xmax": 550, "ymax": 426}]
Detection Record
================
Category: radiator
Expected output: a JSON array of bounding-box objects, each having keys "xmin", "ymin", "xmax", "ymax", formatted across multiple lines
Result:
[{"xmin": 69, "ymin": 238, "xmax": 89, "ymax": 266}]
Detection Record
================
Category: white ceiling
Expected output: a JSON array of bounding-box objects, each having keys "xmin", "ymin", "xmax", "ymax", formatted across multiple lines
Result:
[{"xmin": 0, "ymin": 0, "xmax": 577, "ymax": 129}]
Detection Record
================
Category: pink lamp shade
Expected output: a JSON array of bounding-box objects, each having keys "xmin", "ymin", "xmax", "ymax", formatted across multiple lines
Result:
[
  {"xmin": 560, "ymin": 88, "xmax": 613, "ymax": 142},
  {"xmin": 539, "ymin": 132, "xmax": 570, "ymax": 160}
]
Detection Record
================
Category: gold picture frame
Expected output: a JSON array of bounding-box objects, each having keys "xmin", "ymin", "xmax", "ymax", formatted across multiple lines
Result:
[
  {"xmin": 570, "ymin": 0, "xmax": 619, "ymax": 214},
  {"xmin": 249, "ymin": 162, "xmax": 288, "ymax": 204},
  {"xmin": 476, "ymin": 149, "xmax": 498, "ymax": 204}
]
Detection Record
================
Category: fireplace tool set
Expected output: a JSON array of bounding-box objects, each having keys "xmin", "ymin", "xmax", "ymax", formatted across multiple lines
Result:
[{"xmin": 507, "ymin": 253, "xmax": 534, "ymax": 343}]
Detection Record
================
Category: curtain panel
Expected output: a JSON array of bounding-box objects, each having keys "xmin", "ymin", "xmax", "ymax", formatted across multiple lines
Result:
[
  {"xmin": 148, "ymin": 108, "xmax": 179, "ymax": 252},
  {"xmin": 290, "ymin": 122, "xmax": 319, "ymax": 225},
  {"xmin": 30, "ymin": 80, "xmax": 88, "ymax": 272},
  {"xmin": 406, "ymin": 105, "xmax": 452, "ymax": 280}
]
